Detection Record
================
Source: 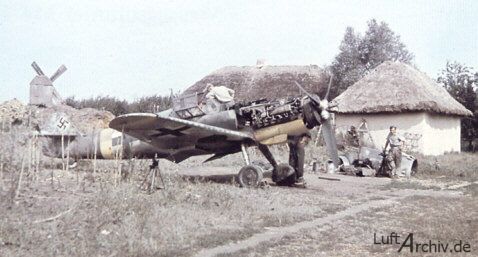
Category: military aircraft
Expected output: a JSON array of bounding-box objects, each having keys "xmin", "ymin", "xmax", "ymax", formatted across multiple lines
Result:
[
  {"xmin": 108, "ymin": 81, "xmax": 340, "ymax": 187},
  {"xmin": 32, "ymin": 61, "xmax": 339, "ymax": 187}
]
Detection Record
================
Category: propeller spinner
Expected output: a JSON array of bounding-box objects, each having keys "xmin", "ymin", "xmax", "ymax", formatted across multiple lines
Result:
[{"xmin": 294, "ymin": 79, "xmax": 340, "ymax": 168}]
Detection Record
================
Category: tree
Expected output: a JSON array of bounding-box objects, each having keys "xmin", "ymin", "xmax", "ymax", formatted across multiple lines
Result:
[
  {"xmin": 437, "ymin": 61, "xmax": 478, "ymax": 150},
  {"xmin": 437, "ymin": 61, "xmax": 476, "ymax": 110},
  {"xmin": 330, "ymin": 19, "xmax": 414, "ymax": 98},
  {"xmin": 329, "ymin": 27, "xmax": 365, "ymax": 98},
  {"xmin": 128, "ymin": 94, "xmax": 175, "ymax": 113},
  {"xmin": 65, "ymin": 93, "xmax": 175, "ymax": 116}
]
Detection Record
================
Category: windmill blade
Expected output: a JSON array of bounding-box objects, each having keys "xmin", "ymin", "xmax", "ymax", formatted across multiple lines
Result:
[
  {"xmin": 31, "ymin": 62, "xmax": 45, "ymax": 76},
  {"xmin": 324, "ymin": 74, "xmax": 333, "ymax": 100},
  {"xmin": 294, "ymin": 81, "xmax": 321, "ymax": 105},
  {"xmin": 50, "ymin": 65, "xmax": 67, "ymax": 82},
  {"xmin": 321, "ymin": 119, "xmax": 339, "ymax": 167}
]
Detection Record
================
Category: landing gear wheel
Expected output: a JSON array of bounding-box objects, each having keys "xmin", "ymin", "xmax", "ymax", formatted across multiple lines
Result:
[
  {"xmin": 238, "ymin": 165, "xmax": 264, "ymax": 188},
  {"xmin": 274, "ymin": 164, "xmax": 296, "ymax": 186}
]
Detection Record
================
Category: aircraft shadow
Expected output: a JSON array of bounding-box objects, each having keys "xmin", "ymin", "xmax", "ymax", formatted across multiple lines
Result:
[{"xmin": 180, "ymin": 171, "xmax": 273, "ymax": 185}]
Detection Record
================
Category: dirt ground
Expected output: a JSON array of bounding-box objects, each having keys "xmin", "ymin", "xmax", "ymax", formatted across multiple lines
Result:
[{"xmin": 0, "ymin": 152, "xmax": 477, "ymax": 257}]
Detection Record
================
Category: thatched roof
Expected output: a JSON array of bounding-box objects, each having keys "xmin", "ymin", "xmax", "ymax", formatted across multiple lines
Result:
[
  {"xmin": 332, "ymin": 61, "xmax": 472, "ymax": 116},
  {"xmin": 183, "ymin": 65, "xmax": 329, "ymax": 101}
]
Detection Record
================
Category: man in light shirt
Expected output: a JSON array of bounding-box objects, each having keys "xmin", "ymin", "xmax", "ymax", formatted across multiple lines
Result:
[
  {"xmin": 200, "ymin": 83, "xmax": 236, "ymax": 112},
  {"xmin": 204, "ymin": 83, "xmax": 235, "ymax": 103},
  {"xmin": 384, "ymin": 126, "xmax": 405, "ymax": 177}
]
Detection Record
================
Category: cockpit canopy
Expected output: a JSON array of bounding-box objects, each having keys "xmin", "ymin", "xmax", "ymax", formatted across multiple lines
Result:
[{"xmin": 172, "ymin": 92, "xmax": 205, "ymax": 119}]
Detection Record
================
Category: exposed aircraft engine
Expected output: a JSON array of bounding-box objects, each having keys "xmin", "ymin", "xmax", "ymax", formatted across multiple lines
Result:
[{"xmin": 238, "ymin": 98, "xmax": 302, "ymax": 129}]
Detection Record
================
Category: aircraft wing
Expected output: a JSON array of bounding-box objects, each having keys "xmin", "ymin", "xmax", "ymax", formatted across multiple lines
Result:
[{"xmin": 109, "ymin": 113, "xmax": 253, "ymax": 143}]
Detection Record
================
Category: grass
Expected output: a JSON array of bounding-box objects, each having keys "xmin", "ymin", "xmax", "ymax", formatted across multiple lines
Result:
[
  {"xmin": 227, "ymin": 195, "xmax": 478, "ymax": 257},
  {"xmin": 379, "ymin": 180, "xmax": 442, "ymax": 191},
  {"xmin": 0, "ymin": 129, "xmax": 343, "ymax": 257},
  {"xmin": 0, "ymin": 126, "xmax": 477, "ymax": 256},
  {"xmin": 0, "ymin": 160, "xmax": 345, "ymax": 257},
  {"xmin": 463, "ymin": 183, "xmax": 478, "ymax": 197},
  {"xmin": 414, "ymin": 152, "xmax": 478, "ymax": 181}
]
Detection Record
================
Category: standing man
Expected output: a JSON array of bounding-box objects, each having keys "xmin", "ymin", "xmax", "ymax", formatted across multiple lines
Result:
[
  {"xmin": 287, "ymin": 132, "xmax": 311, "ymax": 186},
  {"xmin": 346, "ymin": 125, "xmax": 360, "ymax": 146},
  {"xmin": 384, "ymin": 126, "xmax": 405, "ymax": 177}
]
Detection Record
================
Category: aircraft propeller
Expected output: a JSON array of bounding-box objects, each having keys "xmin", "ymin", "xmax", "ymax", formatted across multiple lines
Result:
[{"xmin": 294, "ymin": 78, "xmax": 340, "ymax": 168}]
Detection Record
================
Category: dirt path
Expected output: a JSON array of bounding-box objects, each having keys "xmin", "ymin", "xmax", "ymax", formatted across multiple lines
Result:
[{"xmin": 194, "ymin": 188, "xmax": 463, "ymax": 257}]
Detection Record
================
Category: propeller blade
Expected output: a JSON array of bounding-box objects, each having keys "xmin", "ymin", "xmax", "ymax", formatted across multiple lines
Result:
[
  {"xmin": 324, "ymin": 74, "xmax": 333, "ymax": 100},
  {"xmin": 50, "ymin": 65, "xmax": 67, "ymax": 82},
  {"xmin": 294, "ymin": 81, "xmax": 321, "ymax": 104},
  {"xmin": 321, "ymin": 119, "xmax": 339, "ymax": 167},
  {"xmin": 31, "ymin": 62, "xmax": 44, "ymax": 76}
]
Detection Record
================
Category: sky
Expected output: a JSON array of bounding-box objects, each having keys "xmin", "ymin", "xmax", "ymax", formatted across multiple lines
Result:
[{"xmin": 0, "ymin": 0, "xmax": 477, "ymax": 103}]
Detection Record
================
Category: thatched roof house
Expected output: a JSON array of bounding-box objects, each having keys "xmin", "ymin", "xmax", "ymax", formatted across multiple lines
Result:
[
  {"xmin": 183, "ymin": 64, "xmax": 329, "ymax": 101},
  {"xmin": 333, "ymin": 61, "xmax": 472, "ymax": 156},
  {"xmin": 332, "ymin": 61, "xmax": 472, "ymax": 116}
]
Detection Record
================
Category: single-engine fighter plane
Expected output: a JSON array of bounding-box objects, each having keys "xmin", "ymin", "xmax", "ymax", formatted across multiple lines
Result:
[
  {"xmin": 32, "ymin": 60, "xmax": 339, "ymax": 187},
  {"xmin": 108, "ymin": 81, "xmax": 340, "ymax": 187}
]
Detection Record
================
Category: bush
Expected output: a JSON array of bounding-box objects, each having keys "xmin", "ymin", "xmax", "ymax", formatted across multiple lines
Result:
[
  {"xmin": 414, "ymin": 152, "xmax": 478, "ymax": 180},
  {"xmin": 65, "ymin": 94, "xmax": 177, "ymax": 116}
]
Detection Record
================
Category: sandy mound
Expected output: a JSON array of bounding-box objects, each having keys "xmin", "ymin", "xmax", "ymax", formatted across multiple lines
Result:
[
  {"xmin": 0, "ymin": 99, "xmax": 29, "ymax": 127},
  {"xmin": 0, "ymin": 99, "xmax": 114, "ymax": 134}
]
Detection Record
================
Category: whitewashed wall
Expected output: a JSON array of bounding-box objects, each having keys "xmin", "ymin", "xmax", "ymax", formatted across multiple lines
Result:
[
  {"xmin": 422, "ymin": 114, "xmax": 461, "ymax": 155},
  {"xmin": 334, "ymin": 112, "xmax": 462, "ymax": 155}
]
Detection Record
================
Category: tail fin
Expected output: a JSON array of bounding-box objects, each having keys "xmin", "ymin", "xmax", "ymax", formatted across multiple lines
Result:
[
  {"xmin": 38, "ymin": 112, "xmax": 78, "ymax": 137},
  {"xmin": 35, "ymin": 112, "xmax": 79, "ymax": 158}
]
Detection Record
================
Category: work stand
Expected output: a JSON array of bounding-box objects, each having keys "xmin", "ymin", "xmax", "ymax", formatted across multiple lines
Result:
[{"xmin": 140, "ymin": 157, "xmax": 165, "ymax": 194}]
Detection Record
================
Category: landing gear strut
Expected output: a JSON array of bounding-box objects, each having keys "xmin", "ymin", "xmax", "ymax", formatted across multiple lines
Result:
[
  {"xmin": 238, "ymin": 144, "xmax": 264, "ymax": 188},
  {"xmin": 258, "ymin": 143, "xmax": 296, "ymax": 186},
  {"xmin": 237, "ymin": 143, "xmax": 298, "ymax": 188}
]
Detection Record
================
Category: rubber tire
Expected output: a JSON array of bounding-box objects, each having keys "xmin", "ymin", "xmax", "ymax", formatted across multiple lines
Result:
[
  {"xmin": 238, "ymin": 165, "xmax": 264, "ymax": 188},
  {"xmin": 275, "ymin": 163, "xmax": 296, "ymax": 186}
]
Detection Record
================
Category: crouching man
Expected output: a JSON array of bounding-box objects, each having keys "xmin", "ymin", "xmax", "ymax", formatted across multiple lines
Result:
[{"xmin": 202, "ymin": 83, "xmax": 235, "ymax": 109}]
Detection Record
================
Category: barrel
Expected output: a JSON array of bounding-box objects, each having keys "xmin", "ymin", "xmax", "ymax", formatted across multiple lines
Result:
[{"xmin": 326, "ymin": 160, "xmax": 335, "ymax": 174}]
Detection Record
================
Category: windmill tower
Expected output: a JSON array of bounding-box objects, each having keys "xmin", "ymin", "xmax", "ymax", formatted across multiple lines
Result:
[{"xmin": 29, "ymin": 61, "xmax": 67, "ymax": 107}]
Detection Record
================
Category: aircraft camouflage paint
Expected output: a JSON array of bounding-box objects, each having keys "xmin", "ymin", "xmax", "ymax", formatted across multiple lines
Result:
[
  {"xmin": 109, "ymin": 81, "xmax": 339, "ymax": 187},
  {"xmin": 33, "ymin": 62, "xmax": 339, "ymax": 187}
]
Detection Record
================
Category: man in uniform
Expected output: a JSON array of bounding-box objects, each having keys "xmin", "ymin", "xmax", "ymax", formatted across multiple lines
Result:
[
  {"xmin": 200, "ymin": 83, "xmax": 236, "ymax": 112},
  {"xmin": 203, "ymin": 83, "xmax": 235, "ymax": 103},
  {"xmin": 346, "ymin": 125, "xmax": 360, "ymax": 146},
  {"xmin": 287, "ymin": 132, "xmax": 311, "ymax": 186},
  {"xmin": 384, "ymin": 126, "xmax": 405, "ymax": 177}
]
